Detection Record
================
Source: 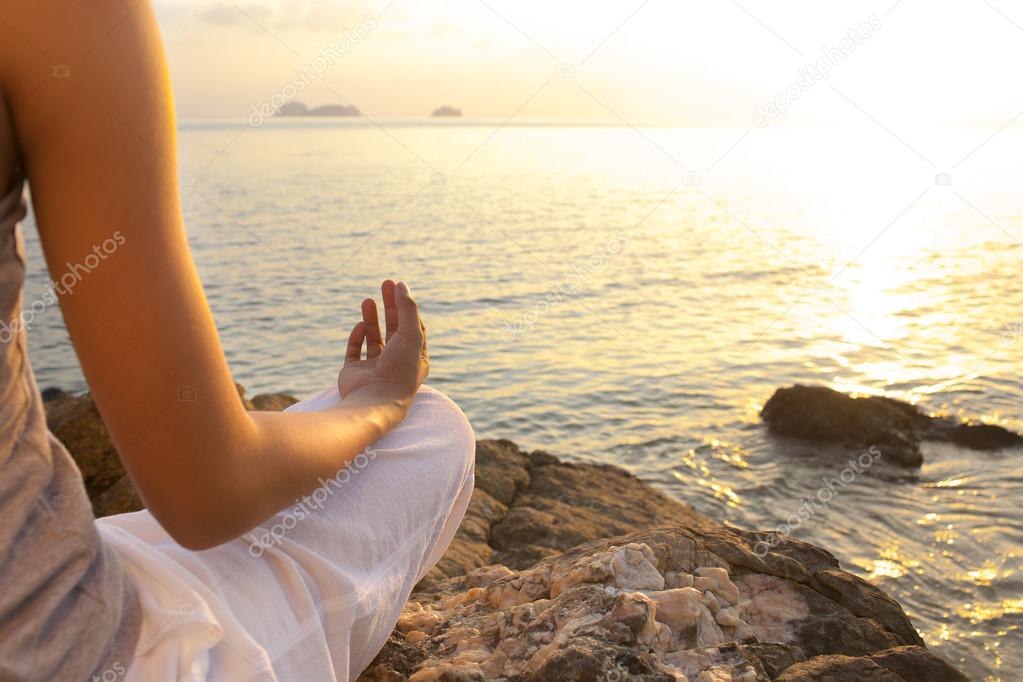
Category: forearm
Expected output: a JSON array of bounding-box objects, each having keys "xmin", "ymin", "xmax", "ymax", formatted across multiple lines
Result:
[{"xmin": 157, "ymin": 389, "xmax": 409, "ymax": 550}]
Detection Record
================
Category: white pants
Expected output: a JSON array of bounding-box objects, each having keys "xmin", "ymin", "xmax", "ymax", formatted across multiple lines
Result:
[{"xmin": 98, "ymin": 385, "xmax": 475, "ymax": 682}]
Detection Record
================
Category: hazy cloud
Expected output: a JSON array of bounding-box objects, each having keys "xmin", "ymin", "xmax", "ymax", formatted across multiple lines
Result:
[
  {"xmin": 273, "ymin": 0, "xmax": 375, "ymax": 32},
  {"xmin": 198, "ymin": 3, "xmax": 272, "ymax": 26}
]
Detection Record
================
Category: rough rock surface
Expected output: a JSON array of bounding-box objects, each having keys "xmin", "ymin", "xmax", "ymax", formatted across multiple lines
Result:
[
  {"xmin": 761, "ymin": 384, "xmax": 1022, "ymax": 467},
  {"xmin": 774, "ymin": 645, "xmax": 969, "ymax": 682},
  {"xmin": 43, "ymin": 389, "xmax": 143, "ymax": 516},
  {"xmin": 251, "ymin": 392, "xmax": 300, "ymax": 411},
  {"xmin": 420, "ymin": 440, "xmax": 715, "ymax": 588},
  {"xmin": 360, "ymin": 528, "xmax": 967, "ymax": 681}
]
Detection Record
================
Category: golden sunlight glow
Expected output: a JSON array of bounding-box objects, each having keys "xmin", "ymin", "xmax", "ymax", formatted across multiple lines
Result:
[{"xmin": 160, "ymin": 0, "xmax": 1023, "ymax": 127}]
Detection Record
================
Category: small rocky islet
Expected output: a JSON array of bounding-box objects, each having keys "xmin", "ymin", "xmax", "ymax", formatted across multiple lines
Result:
[{"xmin": 42, "ymin": 384, "xmax": 990, "ymax": 681}]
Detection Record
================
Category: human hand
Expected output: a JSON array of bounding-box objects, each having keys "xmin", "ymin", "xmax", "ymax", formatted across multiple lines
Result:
[{"xmin": 337, "ymin": 280, "xmax": 428, "ymax": 410}]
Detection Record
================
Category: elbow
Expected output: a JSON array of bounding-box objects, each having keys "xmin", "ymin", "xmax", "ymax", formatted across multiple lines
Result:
[
  {"xmin": 155, "ymin": 506, "xmax": 235, "ymax": 551},
  {"xmin": 144, "ymin": 487, "xmax": 249, "ymax": 552},
  {"xmin": 127, "ymin": 421, "xmax": 264, "ymax": 552},
  {"xmin": 169, "ymin": 526, "xmax": 227, "ymax": 552}
]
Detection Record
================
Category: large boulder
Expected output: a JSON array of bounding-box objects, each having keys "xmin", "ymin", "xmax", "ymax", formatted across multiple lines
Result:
[
  {"xmin": 419, "ymin": 440, "xmax": 714, "ymax": 588},
  {"xmin": 761, "ymin": 385, "xmax": 1022, "ymax": 467},
  {"xmin": 43, "ymin": 390, "xmax": 141, "ymax": 517},
  {"xmin": 359, "ymin": 527, "xmax": 966, "ymax": 681}
]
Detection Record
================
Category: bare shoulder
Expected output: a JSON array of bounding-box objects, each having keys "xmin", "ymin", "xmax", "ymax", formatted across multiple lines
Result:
[{"xmin": 0, "ymin": 0, "xmax": 169, "ymax": 149}]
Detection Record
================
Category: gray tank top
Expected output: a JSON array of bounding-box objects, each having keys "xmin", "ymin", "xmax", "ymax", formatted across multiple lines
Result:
[{"xmin": 0, "ymin": 177, "xmax": 141, "ymax": 677}]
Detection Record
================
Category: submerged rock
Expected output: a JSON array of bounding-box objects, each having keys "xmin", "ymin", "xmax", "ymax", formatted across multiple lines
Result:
[
  {"xmin": 360, "ymin": 527, "xmax": 965, "ymax": 681},
  {"xmin": 761, "ymin": 384, "xmax": 1022, "ymax": 467}
]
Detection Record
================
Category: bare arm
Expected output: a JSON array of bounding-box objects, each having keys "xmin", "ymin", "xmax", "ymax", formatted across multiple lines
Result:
[{"xmin": 0, "ymin": 0, "xmax": 427, "ymax": 549}]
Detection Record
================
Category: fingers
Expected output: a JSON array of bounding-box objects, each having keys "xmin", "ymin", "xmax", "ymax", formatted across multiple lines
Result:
[
  {"xmin": 362, "ymin": 298, "xmax": 383, "ymax": 358},
  {"xmin": 345, "ymin": 321, "xmax": 365, "ymax": 364},
  {"xmin": 395, "ymin": 281, "xmax": 423, "ymax": 341},
  {"xmin": 381, "ymin": 279, "xmax": 399, "ymax": 342}
]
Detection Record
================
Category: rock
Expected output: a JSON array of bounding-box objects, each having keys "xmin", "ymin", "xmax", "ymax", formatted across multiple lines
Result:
[
  {"xmin": 359, "ymin": 527, "xmax": 965, "ymax": 681},
  {"xmin": 44, "ymin": 391, "xmax": 138, "ymax": 517},
  {"xmin": 417, "ymin": 439, "xmax": 714, "ymax": 588},
  {"xmin": 651, "ymin": 587, "xmax": 702, "ymax": 636},
  {"xmin": 868, "ymin": 645, "xmax": 971, "ymax": 682},
  {"xmin": 926, "ymin": 419, "xmax": 1023, "ymax": 451},
  {"xmin": 761, "ymin": 384, "xmax": 1023, "ymax": 467},
  {"xmin": 775, "ymin": 645, "xmax": 970, "ymax": 681},
  {"xmin": 431, "ymin": 105, "xmax": 462, "ymax": 117},
  {"xmin": 42, "ymin": 385, "xmax": 965, "ymax": 680},
  {"xmin": 716, "ymin": 607, "xmax": 740, "ymax": 628},
  {"xmin": 665, "ymin": 571, "xmax": 695, "ymax": 589},
  {"xmin": 90, "ymin": 473, "xmax": 145, "ymax": 516},
  {"xmin": 40, "ymin": 386, "xmax": 70, "ymax": 402},
  {"xmin": 760, "ymin": 385, "xmax": 921, "ymax": 466},
  {"xmin": 275, "ymin": 101, "xmax": 361, "ymax": 117},
  {"xmin": 234, "ymin": 382, "xmax": 255, "ymax": 411},
  {"xmin": 250, "ymin": 392, "xmax": 299, "ymax": 411}
]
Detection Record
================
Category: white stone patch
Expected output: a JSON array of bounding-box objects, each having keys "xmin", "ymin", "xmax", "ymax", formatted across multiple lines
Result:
[
  {"xmin": 548, "ymin": 542, "xmax": 664, "ymax": 597},
  {"xmin": 665, "ymin": 571, "xmax": 695, "ymax": 589},
  {"xmin": 397, "ymin": 546, "xmax": 810, "ymax": 682},
  {"xmin": 733, "ymin": 573, "xmax": 810, "ymax": 644}
]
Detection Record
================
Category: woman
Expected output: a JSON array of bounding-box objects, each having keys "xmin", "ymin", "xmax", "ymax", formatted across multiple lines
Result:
[{"xmin": 0, "ymin": 2, "xmax": 475, "ymax": 680}]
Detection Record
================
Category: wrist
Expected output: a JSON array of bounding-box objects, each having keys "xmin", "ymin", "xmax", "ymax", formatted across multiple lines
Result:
[{"xmin": 339, "ymin": 384, "xmax": 413, "ymax": 426}]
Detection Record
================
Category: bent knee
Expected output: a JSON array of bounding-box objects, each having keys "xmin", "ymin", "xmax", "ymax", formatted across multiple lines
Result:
[{"xmin": 393, "ymin": 385, "xmax": 475, "ymax": 483}]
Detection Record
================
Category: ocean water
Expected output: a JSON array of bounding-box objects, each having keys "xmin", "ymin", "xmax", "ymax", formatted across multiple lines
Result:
[{"xmin": 23, "ymin": 120, "xmax": 1022, "ymax": 680}]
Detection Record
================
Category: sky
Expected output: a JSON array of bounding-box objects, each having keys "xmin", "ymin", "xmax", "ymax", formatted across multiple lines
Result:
[{"xmin": 156, "ymin": 0, "xmax": 1023, "ymax": 127}]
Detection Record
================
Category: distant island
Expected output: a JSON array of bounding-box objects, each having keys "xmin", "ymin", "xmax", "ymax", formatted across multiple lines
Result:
[
  {"xmin": 275, "ymin": 101, "xmax": 360, "ymax": 117},
  {"xmin": 430, "ymin": 105, "xmax": 462, "ymax": 117}
]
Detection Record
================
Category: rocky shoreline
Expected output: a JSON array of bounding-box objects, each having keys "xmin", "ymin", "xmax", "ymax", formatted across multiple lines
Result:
[{"xmin": 43, "ymin": 386, "xmax": 972, "ymax": 681}]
